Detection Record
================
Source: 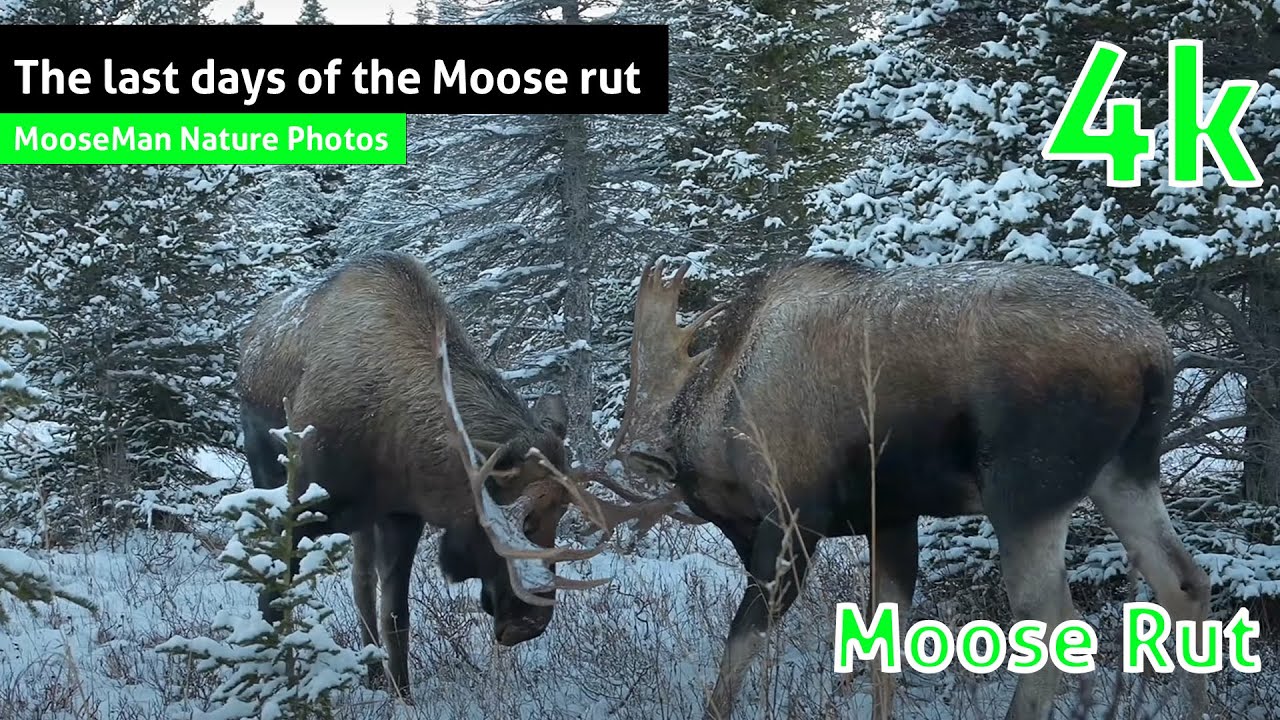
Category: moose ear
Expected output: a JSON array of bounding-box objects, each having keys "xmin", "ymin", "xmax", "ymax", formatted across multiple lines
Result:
[{"xmin": 531, "ymin": 393, "xmax": 569, "ymax": 441}]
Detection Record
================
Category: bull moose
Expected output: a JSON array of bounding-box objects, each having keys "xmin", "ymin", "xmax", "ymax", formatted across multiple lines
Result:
[
  {"xmin": 609, "ymin": 256, "xmax": 1211, "ymax": 720},
  {"xmin": 235, "ymin": 250, "xmax": 675, "ymax": 699}
]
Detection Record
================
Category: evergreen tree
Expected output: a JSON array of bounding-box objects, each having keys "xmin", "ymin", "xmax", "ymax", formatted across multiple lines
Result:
[
  {"xmin": 157, "ymin": 414, "xmax": 379, "ymax": 720},
  {"xmin": 297, "ymin": 0, "xmax": 331, "ymax": 25},
  {"xmin": 651, "ymin": 0, "xmax": 866, "ymax": 290},
  {"xmin": 436, "ymin": 0, "xmax": 465, "ymax": 23},
  {"xmin": 0, "ymin": 0, "xmax": 255, "ymax": 542},
  {"xmin": 132, "ymin": 0, "xmax": 216, "ymax": 23},
  {"xmin": 0, "ymin": 316, "xmax": 97, "ymax": 623},
  {"xmin": 414, "ymin": 0, "xmax": 433, "ymax": 23},
  {"xmin": 0, "ymin": 0, "xmax": 132, "ymax": 23},
  {"xmin": 231, "ymin": 0, "xmax": 263, "ymax": 24},
  {"xmin": 0, "ymin": 165, "xmax": 253, "ymax": 540}
]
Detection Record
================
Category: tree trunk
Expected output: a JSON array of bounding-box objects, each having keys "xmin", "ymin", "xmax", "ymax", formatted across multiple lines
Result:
[
  {"xmin": 557, "ymin": 2, "xmax": 599, "ymax": 463},
  {"xmin": 1243, "ymin": 257, "xmax": 1280, "ymax": 505}
]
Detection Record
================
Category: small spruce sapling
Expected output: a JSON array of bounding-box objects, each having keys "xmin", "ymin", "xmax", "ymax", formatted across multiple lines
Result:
[
  {"xmin": 0, "ymin": 316, "xmax": 95, "ymax": 623},
  {"xmin": 157, "ymin": 398, "xmax": 383, "ymax": 719}
]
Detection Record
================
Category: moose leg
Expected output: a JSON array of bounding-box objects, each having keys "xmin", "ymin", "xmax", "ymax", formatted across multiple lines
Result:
[
  {"xmin": 374, "ymin": 512, "xmax": 425, "ymax": 702},
  {"xmin": 985, "ymin": 499, "xmax": 1077, "ymax": 720},
  {"xmin": 869, "ymin": 517, "xmax": 919, "ymax": 720},
  {"xmin": 1088, "ymin": 460, "xmax": 1210, "ymax": 717},
  {"xmin": 351, "ymin": 528, "xmax": 384, "ymax": 689},
  {"xmin": 704, "ymin": 511, "xmax": 822, "ymax": 720}
]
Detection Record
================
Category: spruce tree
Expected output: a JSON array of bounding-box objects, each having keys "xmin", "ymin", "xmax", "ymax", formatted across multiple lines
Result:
[
  {"xmin": 297, "ymin": 0, "xmax": 331, "ymax": 25},
  {"xmin": 231, "ymin": 0, "xmax": 263, "ymax": 24},
  {"xmin": 0, "ymin": 316, "xmax": 96, "ymax": 623}
]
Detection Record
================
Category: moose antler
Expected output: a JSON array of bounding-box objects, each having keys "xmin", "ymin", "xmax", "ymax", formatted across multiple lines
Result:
[
  {"xmin": 636, "ymin": 257, "xmax": 728, "ymax": 371},
  {"xmin": 435, "ymin": 316, "xmax": 625, "ymax": 606},
  {"xmin": 574, "ymin": 464, "xmax": 707, "ymax": 530},
  {"xmin": 609, "ymin": 256, "xmax": 731, "ymax": 468}
]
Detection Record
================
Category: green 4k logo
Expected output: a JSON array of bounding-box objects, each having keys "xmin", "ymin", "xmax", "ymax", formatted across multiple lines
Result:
[{"xmin": 1043, "ymin": 40, "xmax": 1261, "ymax": 188}]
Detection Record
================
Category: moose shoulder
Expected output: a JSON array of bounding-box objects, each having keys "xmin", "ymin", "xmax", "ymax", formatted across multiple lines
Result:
[
  {"xmin": 610, "ymin": 257, "xmax": 1211, "ymax": 720},
  {"xmin": 234, "ymin": 250, "xmax": 669, "ymax": 701}
]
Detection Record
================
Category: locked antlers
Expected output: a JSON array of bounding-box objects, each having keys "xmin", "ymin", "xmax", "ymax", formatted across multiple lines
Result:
[{"xmin": 434, "ymin": 315, "xmax": 701, "ymax": 607}]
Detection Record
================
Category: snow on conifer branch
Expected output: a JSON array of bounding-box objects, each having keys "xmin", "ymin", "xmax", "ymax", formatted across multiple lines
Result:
[
  {"xmin": 0, "ymin": 315, "xmax": 96, "ymax": 624},
  {"xmin": 0, "ymin": 545, "xmax": 96, "ymax": 626},
  {"xmin": 0, "ymin": 315, "xmax": 50, "ymax": 410},
  {"xmin": 157, "ymin": 397, "xmax": 382, "ymax": 719}
]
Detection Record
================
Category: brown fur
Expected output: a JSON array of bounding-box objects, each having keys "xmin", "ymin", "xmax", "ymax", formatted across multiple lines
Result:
[
  {"xmin": 239, "ymin": 252, "xmax": 564, "ymax": 525},
  {"xmin": 670, "ymin": 259, "xmax": 1170, "ymax": 516},
  {"xmin": 612, "ymin": 256, "xmax": 1209, "ymax": 720},
  {"xmin": 236, "ymin": 250, "xmax": 574, "ymax": 699}
]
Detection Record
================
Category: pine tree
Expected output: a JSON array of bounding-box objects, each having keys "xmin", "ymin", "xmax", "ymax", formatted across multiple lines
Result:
[
  {"xmin": 0, "ymin": 164, "xmax": 253, "ymax": 541},
  {"xmin": 132, "ymin": 0, "xmax": 216, "ymax": 23},
  {"xmin": 436, "ymin": 0, "xmax": 465, "ymax": 24},
  {"xmin": 414, "ymin": 0, "xmax": 433, "ymax": 23},
  {"xmin": 0, "ymin": 316, "xmax": 96, "ymax": 624},
  {"xmin": 231, "ymin": 0, "xmax": 263, "ymax": 24},
  {"xmin": 157, "ymin": 409, "xmax": 380, "ymax": 719},
  {"xmin": 1, "ymin": 0, "xmax": 132, "ymax": 23},
  {"xmin": 297, "ymin": 0, "xmax": 330, "ymax": 25},
  {"xmin": 651, "ymin": 0, "xmax": 865, "ymax": 289},
  {"xmin": 0, "ymin": 0, "xmax": 254, "ymax": 549}
]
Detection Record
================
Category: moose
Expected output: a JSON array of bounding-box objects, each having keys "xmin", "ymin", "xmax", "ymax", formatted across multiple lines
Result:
[
  {"xmin": 235, "ymin": 250, "xmax": 679, "ymax": 699},
  {"xmin": 609, "ymin": 256, "xmax": 1211, "ymax": 720}
]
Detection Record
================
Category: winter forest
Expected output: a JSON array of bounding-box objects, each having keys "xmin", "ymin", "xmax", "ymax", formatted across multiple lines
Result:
[{"xmin": 3, "ymin": 0, "xmax": 1280, "ymax": 718}]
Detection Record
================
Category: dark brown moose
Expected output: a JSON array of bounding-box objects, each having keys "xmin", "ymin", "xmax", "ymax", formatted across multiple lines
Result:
[
  {"xmin": 610, "ymin": 256, "xmax": 1211, "ymax": 720},
  {"xmin": 236, "ymin": 251, "xmax": 678, "ymax": 700}
]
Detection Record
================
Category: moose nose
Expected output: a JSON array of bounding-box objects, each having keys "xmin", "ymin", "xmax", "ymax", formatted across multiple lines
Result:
[
  {"xmin": 495, "ymin": 617, "xmax": 548, "ymax": 646},
  {"xmin": 625, "ymin": 450, "xmax": 676, "ymax": 480}
]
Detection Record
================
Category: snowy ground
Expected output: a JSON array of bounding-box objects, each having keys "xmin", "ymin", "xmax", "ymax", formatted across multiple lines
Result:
[{"xmin": 2, "ymin": 448, "xmax": 1278, "ymax": 720}]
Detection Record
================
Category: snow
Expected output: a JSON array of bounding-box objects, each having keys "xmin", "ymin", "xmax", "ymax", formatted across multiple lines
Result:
[
  {"xmin": 0, "ymin": 317, "xmax": 47, "ymax": 337},
  {"xmin": 0, "ymin": 439, "xmax": 1273, "ymax": 719},
  {"xmin": 3, "ymin": 499, "xmax": 1275, "ymax": 720}
]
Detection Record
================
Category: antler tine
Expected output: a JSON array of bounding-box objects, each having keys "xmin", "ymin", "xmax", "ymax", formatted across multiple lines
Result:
[
  {"xmin": 641, "ymin": 256, "xmax": 697, "ymax": 295},
  {"xmin": 574, "ymin": 466, "xmax": 708, "ymax": 530},
  {"xmin": 505, "ymin": 561, "xmax": 613, "ymax": 608},
  {"xmin": 458, "ymin": 429, "xmax": 613, "ymax": 559},
  {"xmin": 434, "ymin": 316, "xmax": 613, "ymax": 605},
  {"xmin": 679, "ymin": 300, "xmax": 729, "ymax": 354},
  {"xmin": 650, "ymin": 256, "xmax": 665, "ymax": 275},
  {"xmin": 685, "ymin": 300, "xmax": 728, "ymax": 334},
  {"xmin": 526, "ymin": 449, "xmax": 618, "ymax": 560},
  {"xmin": 644, "ymin": 256, "xmax": 668, "ymax": 289},
  {"xmin": 668, "ymin": 259, "xmax": 692, "ymax": 289},
  {"xmin": 595, "ymin": 468, "xmax": 706, "ymax": 525},
  {"xmin": 530, "ymin": 454, "xmax": 611, "ymax": 528}
]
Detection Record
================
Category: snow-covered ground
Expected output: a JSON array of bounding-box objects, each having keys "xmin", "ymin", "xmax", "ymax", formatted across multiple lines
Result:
[{"xmin": 1, "ymin": 446, "xmax": 1277, "ymax": 719}]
